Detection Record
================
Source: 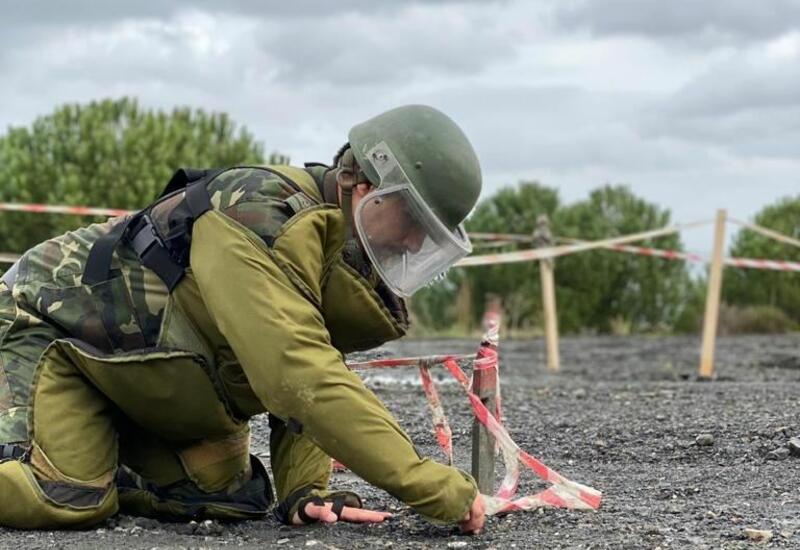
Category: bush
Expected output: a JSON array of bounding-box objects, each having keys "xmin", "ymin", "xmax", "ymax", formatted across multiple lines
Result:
[{"xmin": 717, "ymin": 304, "xmax": 798, "ymax": 335}]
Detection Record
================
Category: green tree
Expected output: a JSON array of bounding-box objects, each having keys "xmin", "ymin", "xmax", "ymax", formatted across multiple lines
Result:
[
  {"xmin": 554, "ymin": 185, "xmax": 691, "ymax": 333},
  {"xmin": 0, "ymin": 97, "xmax": 268, "ymax": 252},
  {"xmin": 723, "ymin": 195, "xmax": 800, "ymax": 323},
  {"xmin": 463, "ymin": 182, "xmax": 560, "ymax": 333},
  {"xmin": 429, "ymin": 182, "xmax": 694, "ymax": 335}
]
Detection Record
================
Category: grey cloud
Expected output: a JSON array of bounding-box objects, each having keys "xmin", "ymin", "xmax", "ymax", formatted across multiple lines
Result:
[
  {"xmin": 640, "ymin": 55, "xmax": 800, "ymax": 159},
  {"xmin": 2, "ymin": 0, "xmax": 501, "ymax": 26},
  {"xmin": 656, "ymin": 58, "xmax": 800, "ymax": 117},
  {"xmin": 416, "ymin": 84, "xmax": 708, "ymax": 176},
  {"xmin": 555, "ymin": 0, "xmax": 800, "ymax": 43},
  {"xmin": 259, "ymin": 8, "xmax": 517, "ymax": 86},
  {"xmin": 1, "ymin": 2, "xmax": 516, "ymax": 92}
]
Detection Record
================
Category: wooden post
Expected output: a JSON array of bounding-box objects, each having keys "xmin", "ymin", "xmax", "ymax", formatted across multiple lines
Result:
[
  {"xmin": 699, "ymin": 209, "xmax": 727, "ymax": 379},
  {"xmin": 533, "ymin": 215, "xmax": 560, "ymax": 372},
  {"xmin": 471, "ymin": 325, "xmax": 498, "ymax": 495}
]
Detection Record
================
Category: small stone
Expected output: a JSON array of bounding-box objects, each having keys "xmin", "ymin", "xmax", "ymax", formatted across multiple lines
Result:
[
  {"xmin": 136, "ymin": 518, "xmax": 161, "ymax": 530},
  {"xmin": 573, "ymin": 388, "xmax": 587, "ymax": 399},
  {"xmin": 767, "ymin": 447, "xmax": 790, "ymax": 460},
  {"xmin": 744, "ymin": 528, "xmax": 773, "ymax": 542},
  {"xmin": 787, "ymin": 438, "xmax": 800, "ymax": 456},
  {"xmin": 306, "ymin": 541, "xmax": 320, "ymax": 547},
  {"xmin": 695, "ymin": 434, "xmax": 715, "ymax": 447},
  {"xmin": 447, "ymin": 542, "xmax": 468, "ymax": 548},
  {"xmin": 174, "ymin": 522, "xmax": 195, "ymax": 535},
  {"xmin": 277, "ymin": 538, "xmax": 290, "ymax": 545}
]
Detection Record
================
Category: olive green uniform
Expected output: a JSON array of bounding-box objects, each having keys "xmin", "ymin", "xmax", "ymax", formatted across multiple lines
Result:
[{"xmin": 0, "ymin": 165, "xmax": 476, "ymax": 529}]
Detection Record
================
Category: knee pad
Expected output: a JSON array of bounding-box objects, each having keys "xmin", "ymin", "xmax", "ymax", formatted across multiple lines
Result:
[{"xmin": 0, "ymin": 459, "xmax": 117, "ymax": 529}]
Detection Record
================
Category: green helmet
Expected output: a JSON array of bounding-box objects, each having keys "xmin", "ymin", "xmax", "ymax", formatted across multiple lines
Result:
[
  {"xmin": 345, "ymin": 105, "xmax": 483, "ymax": 297},
  {"xmin": 348, "ymin": 104, "xmax": 482, "ymax": 230}
]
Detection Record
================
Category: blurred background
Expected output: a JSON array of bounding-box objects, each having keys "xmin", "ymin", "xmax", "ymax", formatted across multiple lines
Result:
[{"xmin": 1, "ymin": 0, "xmax": 798, "ymax": 337}]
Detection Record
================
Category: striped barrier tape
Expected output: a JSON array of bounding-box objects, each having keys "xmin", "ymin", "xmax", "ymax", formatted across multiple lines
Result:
[
  {"xmin": 614, "ymin": 244, "xmax": 800, "ymax": 272},
  {"xmin": 346, "ymin": 319, "xmax": 602, "ymax": 516},
  {"xmin": 724, "ymin": 256, "xmax": 800, "ymax": 272},
  {"xmin": 418, "ymin": 359, "xmax": 454, "ymax": 466},
  {"xmin": 442, "ymin": 355, "xmax": 602, "ymax": 513},
  {"xmin": 346, "ymin": 354, "xmax": 473, "ymax": 370},
  {"xmin": 557, "ymin": 238, "xmax": 800, "ymax": 273},
  {"xmin": 0, "ymin": 202, "xmax": 133, "ymax": 218}
]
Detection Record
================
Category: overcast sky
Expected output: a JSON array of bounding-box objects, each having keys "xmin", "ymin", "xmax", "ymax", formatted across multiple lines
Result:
[{"xmin": 2, "ymin": 0, "xmax": 799, "ymax": 255}]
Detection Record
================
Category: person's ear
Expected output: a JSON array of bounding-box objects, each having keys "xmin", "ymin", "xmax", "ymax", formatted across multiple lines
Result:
[{"xmin": 353, "ymin": 182, "xmax": 372, "ymax": 199}]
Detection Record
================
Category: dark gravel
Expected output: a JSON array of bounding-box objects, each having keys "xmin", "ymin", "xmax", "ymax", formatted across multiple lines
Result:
[{"xmin": 1, "ymin": 333, "xmax": 799, "ymax": 549}]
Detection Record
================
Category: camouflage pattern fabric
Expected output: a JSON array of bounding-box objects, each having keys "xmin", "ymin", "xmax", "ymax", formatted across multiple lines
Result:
[
  {"xmin": 0, "ymin": 167, "xmax": 324, "ymax": 444},
  {"xmin": 0, "ymin": 282, "xmax": 63, "ymax": 443},
  {"xmin": 204, "ymin": 167, "xmax": 317, "ymax": 247}
]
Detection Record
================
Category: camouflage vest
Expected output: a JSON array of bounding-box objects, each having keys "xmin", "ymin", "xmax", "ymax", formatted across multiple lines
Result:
[{"xmin": 9, "ymin": 165, "xmax": 408, "ymax": 424}]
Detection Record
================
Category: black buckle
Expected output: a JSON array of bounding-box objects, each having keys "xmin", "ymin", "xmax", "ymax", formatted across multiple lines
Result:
[
  {"xmin": 0, "ymin": 443, "xmax": 27, "ymax": 461},
  {"xmin": 128, "ymin": 215, "xmax": 164, "ymax": 258}
]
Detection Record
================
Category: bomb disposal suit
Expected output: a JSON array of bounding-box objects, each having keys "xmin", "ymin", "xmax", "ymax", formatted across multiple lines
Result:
[{"xmin": 0, "ymin": 105, "xmax": 482, "ymax": 529}]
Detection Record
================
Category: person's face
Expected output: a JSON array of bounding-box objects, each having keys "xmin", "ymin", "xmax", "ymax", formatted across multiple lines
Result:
[{"xmin": 352, "ymin": 185, "xmax": 427, "ymax": 256}]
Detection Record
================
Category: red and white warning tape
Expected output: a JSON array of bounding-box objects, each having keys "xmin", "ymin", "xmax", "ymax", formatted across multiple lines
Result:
[
  {"xmin": 347, "ymin": 319, "xmax": 602, "ymax": 516},
  {"xmin": 441, "ymin": 326, "xmax": 602, "ymax": 514},
  {"xmin": 347, "ymin": 354, "xmax": 473, "ymax": 370},
  {"xmin": 0, "ymin": 202, "xmax": 133, "ymax": 218},
  {"xmin": 589, "ymin": 242, "xmax": 800, "ymax": 273},
  {"xmin": 418, "ymin": 359, "xmax": 454, "ymax": 466},
  {"xmin": 724, "ymin": 256, "xmax": 800, "ymax": 272}
]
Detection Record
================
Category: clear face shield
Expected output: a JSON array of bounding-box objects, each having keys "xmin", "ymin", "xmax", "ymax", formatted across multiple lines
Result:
[{"xmin": 354, "ymin": 142, "xmax": 472, "ymax": 298}]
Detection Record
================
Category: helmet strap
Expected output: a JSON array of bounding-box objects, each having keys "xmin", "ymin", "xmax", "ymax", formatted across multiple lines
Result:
[{"xmin": 335, "ymin": 148, "xmax": 366, "ymax": 239}]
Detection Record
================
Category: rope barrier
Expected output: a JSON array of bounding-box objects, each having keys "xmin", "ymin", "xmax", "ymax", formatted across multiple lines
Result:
[
  {"xmin": 728, "ymin": 217, "xmax": 800, "ymax": 249},
  {"xmin": 455, "ymin": 220, "xmax": 712, "ymax": 267},
  {"xmin": 468, "ymin": 232, "xmax": 534, "ymax": 242},
  {"xmin": 0, "ymin": 253, "xmax": 20, "ymax": 265}
]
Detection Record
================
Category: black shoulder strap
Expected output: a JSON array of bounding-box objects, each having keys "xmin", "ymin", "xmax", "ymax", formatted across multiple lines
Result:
[
  {"xmin": 159, "ymin": 168, "xmax": 221, "ymax": 199},
  {"xmin": 81, "ymin": 214, "xmax": 139, "ymax": 286},
  {"xmin": 82, "ymin": 168, "xmax": 219, "ymax": 288}
]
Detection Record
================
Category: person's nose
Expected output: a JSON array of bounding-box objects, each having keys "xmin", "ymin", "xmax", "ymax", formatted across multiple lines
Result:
[{"xmin": 403, "ymin": 228, "xmax": 426, "ymax": 253}]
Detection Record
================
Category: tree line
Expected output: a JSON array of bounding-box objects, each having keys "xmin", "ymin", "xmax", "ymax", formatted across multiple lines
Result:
[{"xmin": 1, "ymin": 98, "xmax": 797, "ymax": 335}]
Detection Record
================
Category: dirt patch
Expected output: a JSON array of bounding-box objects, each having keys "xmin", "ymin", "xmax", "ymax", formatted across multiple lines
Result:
[{"xmin": 2, "ymin": 334, "xmax": 799, "ymax": 549}]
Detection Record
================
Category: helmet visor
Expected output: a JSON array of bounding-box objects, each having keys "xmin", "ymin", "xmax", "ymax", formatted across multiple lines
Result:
[{"xmin": 354, "ymin": 143, "xmax": 472, "ymax": 297}]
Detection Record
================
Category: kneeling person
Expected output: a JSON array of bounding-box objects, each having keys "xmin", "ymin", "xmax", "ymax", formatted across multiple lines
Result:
[{"xmin": 0, "ymin": 105, "xmax": 485, "ymax": 534}]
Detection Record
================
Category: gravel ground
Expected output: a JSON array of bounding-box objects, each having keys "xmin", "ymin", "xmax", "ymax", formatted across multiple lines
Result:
[{"xmin": 1, "ymin": 333, "xmax": 799, "ymax": 549}]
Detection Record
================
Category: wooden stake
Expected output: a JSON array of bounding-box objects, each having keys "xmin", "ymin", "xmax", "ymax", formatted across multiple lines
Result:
[
  {"xmin": 471, "ymin": 338, "xmax": 497, "ymax": 495},
  {"xmin": 540, "ymin": 258, "xmax": 561, "ymax": 372},
  {"xmin": 699, "ymin": 209, "xmax": 727, "ymax": 379},
  {"xmin": 534, "ymin": 215, "xmax": 561, "ymax": 372}
]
